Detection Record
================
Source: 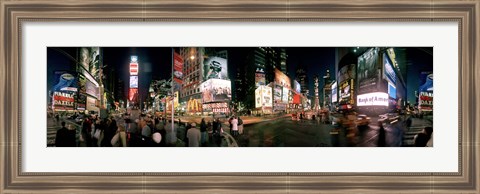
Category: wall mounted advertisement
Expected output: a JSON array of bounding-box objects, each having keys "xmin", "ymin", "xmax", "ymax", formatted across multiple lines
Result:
[
  {"xmin": 203, "ymin": 56, "xmax": 228, "ymax": 81},
  {"xmin": 331, "ymin": 81, "xmax": 337, "ymax": 103},
  {"xmin": 85, "ymin": 79, "xmax": 99, "ymax": 99},
  {"xmin": 255, "ymin": 69, "xmax": 266, "ymax": 87},
  {"xmin": 274, "ymin": 84, "xmax": 282, "ymax": 103},
  {"xmin": 129, "ymin": 88, "xmax": 138, "ymax": 102},
  {"xmin": 274, "ymin": 68, "xmax": 291, "ymax": 89},
  {"xmin": 357, "ymin": 48, "xmax": 379, "ymax": 93},
  {"xmin": 357, "ymin": 92, "xmax": 389, "ymax": 106},
  {"xmin": 79, "ymin": 47, "xmax": 100, "ymax": 79},
  {"xmin": 255, "ymin": 86, "xmax": 272, "ymax": 108},
  {"xmin": 282, "ymin": 87, "xmax": 289, "ymax": 103},
  {"xmin": 337, "ymin": 64, "xmax": 356, "ymax": 84},
  {"xmin": 293, "ymin": 80, "xmax": 301, "ymax": 93},
  {"xmin": 202, "ymin": 102, "xmax": 229, "ymax": 113},
  {"xmin": 130, "ymin": 62, "xmax": 138, "ymax": 75},
  {"xmin": 388, "ymin": 82, "xmax": 396, "ymax": 99},
  {"xmin": 130, "ymin": 76, "xmax": 138, "ymax": 88},
  {"xmin": 418, "ymin": 72, "xmax": 433, "ymax": 111},
  {"xmin": 383, "ymin": 53, "xmax": 396, "ymax": 84},
  {"xmin": 200, "ymin": 79, "xmax": 232, "ymax": 103},
  {"xmin": 52, "ymin": 71, "xmax": 78, "ymax": 92}
]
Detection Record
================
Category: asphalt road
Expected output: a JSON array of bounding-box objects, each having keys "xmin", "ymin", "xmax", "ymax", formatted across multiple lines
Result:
[{"xmin": 236, "ymin": 116, "xmax": 428, "ymax": 147}]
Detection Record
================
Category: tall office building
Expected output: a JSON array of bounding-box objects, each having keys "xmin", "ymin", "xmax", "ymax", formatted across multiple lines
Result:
[{"xmin": 179, "ymin": 47, "xmax": 204, "ymax": 105}]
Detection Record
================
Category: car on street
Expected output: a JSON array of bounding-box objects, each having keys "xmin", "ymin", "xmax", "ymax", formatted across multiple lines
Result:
[{"xmin": 356, "ymin": 114, "xmax": 370, "ymax": 127}]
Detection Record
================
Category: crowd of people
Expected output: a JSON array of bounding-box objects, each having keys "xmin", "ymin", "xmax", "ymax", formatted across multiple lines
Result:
[{"xmin": 55, "ymin": 111, "xmax": 248, "ymax": 147}]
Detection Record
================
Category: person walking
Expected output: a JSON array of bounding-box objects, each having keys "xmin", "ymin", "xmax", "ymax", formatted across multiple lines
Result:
[
  {"xmin": 414, "ymin": 127, "xmax": 433, "ymax": 147},
  {"xmin": 55, "ymin": 121, "xmax": 76, "ymax": 147},
  {"xmin": 237, "ymin": 116, "xmax": 244, "ymax": 135},
  {"xmin": 81, "ymin": 117, "xmax": 93, "ymax": 147},
  {"xmin": 200, "ymin": 118, "xmax": 208, "ymax": 146},
  {"xmin": 377, "ymin": 121, "xmax": 386, "ymax": 147},
  {"xmin": 186, "ymin": 123, "xmax": 201, "ymax": 147},
  {"xmin": 231, "ymin": 116, "xmax": 239, "ymax": 137}
]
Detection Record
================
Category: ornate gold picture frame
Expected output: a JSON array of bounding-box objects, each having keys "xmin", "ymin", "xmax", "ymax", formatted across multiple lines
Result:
[{"xmin": 1, "ymin": 0, "xmax": 479, "ymax": 193}]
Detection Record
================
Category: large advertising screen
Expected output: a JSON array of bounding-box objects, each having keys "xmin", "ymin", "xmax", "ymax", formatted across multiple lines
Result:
[
  {"xmin": 357, "ymin": 92, "xmax": 389, "ymax": 106},
  {"xmin": 337, "ymin": 64, "xmax": 356, "ymax": 84},
  {"xmin": 339, "ymin": 80, "xmax": 351, "ymax": 102},
  {"xmin": 293, "ymin": 80, "xmax": 301, "ymax": 93},
  {"xmin": 418, "ymin": 72, "xmax": 433, "ymax": 111},
  {"xmin": 282, "ymin": 87, "xmax": 289, "ymax": 103},
  {"xmin": 255, "ymin": 69, "xmax": 266, "ymax": 87},
  {"xmin": 203, "ymin": 56, "xmax": 228, "ymax": 81},
  {"xmin": 274, "ymin": 68, "xmax": 291, "ymax": 89},
  {"xmin": 85, "ymin": 79, "xmax": 99, "ymax": 99},
  {"xmin": 129, "ymin": 88, "xmax": 138, "ymax": 102},
  {"xmin": 52, "ymin": 71, "xmax": 78, "ymax": 92},
  {"xmin": 383, "ymin": 53, "xmax": 396, "ymax": 84},
  {"xmin": 388, "ymin": 82, "xmax": 396, "ymax": 99},
  {"xmin": 200, "ymin": 79, "xmax": 231, "ymax": 103},
  {"xmin": 331, "ymin": 81, "xmax": 338, "ymax": 103},
  {"xmin": 52, "ymin": 91, "xmax": 75, "ymax": 110},
  {"xmin": 274, "ymin": 84, "xmax": 282, "ymax": 103},
  {"xmin": 129, "ymin": 62, "xmax": 138, "ymax": 75},
  {"xmin": 357, "ymin": 48, "xmax": 379, "ymax": 93},
  {"xmin": 130, "ymin": 76, "xmax": 138, "ymax": 88},
  {"xmin": 255, "ymin": 86, "xmax": 272, "ymax": 108},
  {"xmin": 79, "ymin": 47, "xmax": 100, "ymax": 79}
]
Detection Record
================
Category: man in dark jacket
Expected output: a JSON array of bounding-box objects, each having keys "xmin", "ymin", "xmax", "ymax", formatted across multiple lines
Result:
[{"xmin": 55, "ymin": 121, "xmax": 76, "ymax": 147}]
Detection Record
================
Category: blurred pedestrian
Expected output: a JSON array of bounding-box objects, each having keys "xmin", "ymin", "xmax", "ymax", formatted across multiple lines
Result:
[
  {"xmin": 81, "ymin": 117, "xmax": 93, "ymax": 147},
  {"xmin": 414, "ymin": 127, "xmax": 433, "ymax": 147},
  {"xmin": 237, "ymin": 116, "xmax": 244, "ymax": 135},
  {"xmin": 231, "ymin": 116, "xmax": 238, "ymax": 137},
  {"xmin": 55, "ymin": 121, "xmax": 75, "ymax": 147},
  {"xmin": 200, "ymin": 118, "xmax": 208, "ymax": 146},
  {"xmin": 186, "ymin": 123, "xmax": 201, "ymax": 147},
  {"xmin": 377, "ymin": 121, "xmax": 386, "ymax": 147}
]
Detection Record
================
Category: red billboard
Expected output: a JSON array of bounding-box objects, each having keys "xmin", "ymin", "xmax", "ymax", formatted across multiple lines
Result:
[
  {"xmin": 173, "ymin": 52, "xmax": 184, "ymax": 84},
  {"xmin": 129, "ymin": 88, "xmax": 138, "ymax": 102},
  {"xmin": 130, "ymin": 63, "xmax": 138, "ymax": 75}
]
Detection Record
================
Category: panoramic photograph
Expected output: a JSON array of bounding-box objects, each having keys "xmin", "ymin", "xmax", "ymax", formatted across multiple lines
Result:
[{"xmin": 47, "ymin": 47, "xmax": 433, "ymax": 147}]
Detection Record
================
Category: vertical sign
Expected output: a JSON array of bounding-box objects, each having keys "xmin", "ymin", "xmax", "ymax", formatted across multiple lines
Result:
[{"xmin": 173, "ymin": 52, "xmax": 184, "ymax": 84}]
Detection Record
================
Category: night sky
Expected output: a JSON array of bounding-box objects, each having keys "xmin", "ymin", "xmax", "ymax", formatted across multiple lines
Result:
[{"xmin": 48, "ymin": 47, "xmax": 432, "ymax": 106}]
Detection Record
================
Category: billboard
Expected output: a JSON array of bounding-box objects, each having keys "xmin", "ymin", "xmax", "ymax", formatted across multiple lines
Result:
[
  {"xmin": 130, "ymin": 76, "xmax": 138, "ymax": 88},
  {"xmin": 338, "ymin": 79, "xmax": 354, "ymax": 104},
  {"xmin": 255, "ymin": 68, "xmax": 266, "ymax": 87},
  {"xmin": 129, "ymin": 88, "xmax": 138, "ymax": 102},
  {"xmin": 274, "ymin": 68, "xmax": 291, "ymax": 89},
  {"xmin": 173, "ymin": 52, "xmax": 184, "ymax": 84},
  {"xmin": 419, "ymin": 72, "xmax": 433, "ymax": 111},
  {"xmin": 203, "ymin": 56, "xmax": 228, "ymax": 81},
  {"xmin": 86, "ymin": 96, "xmax": 98, "ymax": 111},
  {"xmin": 202, "ymin": 102, "xmax": 229, "ymax": 113},
  {"xmin": 52, "ymin": 71, "xmax": 78, "ymax": 92},
  {"xmin": 200, "ymin": 79, "xmax": 231, "ymax": 103},
  {"xmin": 331, "ymin": 81, "xmax": 338, "ymax": 103},
  {"xmin": 357, "ymin": 48, "xmax": 379, "ymax": 93},
  {"xmin": 79, "ymin": 47, "xmax": 100, "ymax": 79},
  {"xmin": 357, "ymin": 92, "xmax": 389, "ymax": 106},
  {"xmin": 337, "ymin": 64, "xmax": 356, "ymax": 84},
  {"xmin": 274, "ymin": 84, "xmax": 282, "ymax": 103},
  {"xmin": 52, "ymin": 91, "xmax": 75, "ymax": 110},
  {"xmin": 255, "ymin": 86, "xmax": 272, "ymax": 108},
  {"xmin": 282, "ymin": 87, "xmax": 289, "ymax": 103},
  {"xmin": 129, "ymin": 62, "xmax": 139, "ymax": 75},
  {"xmin": 293, "ymin": 80, "xmax": 301, "ymax": 93},
  {"xmin": 388, "ymin": 82, "xmax": 396, "ymax": 99},
  {"xmin": 383, "ymin": 53, "xmax": 396, "ymax": 84},
  {"xmin": 85, "ymin": 79, "xmax": 99, "ymax": 99}
]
